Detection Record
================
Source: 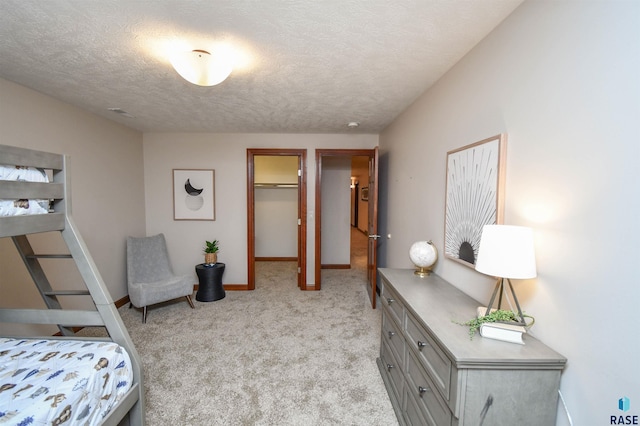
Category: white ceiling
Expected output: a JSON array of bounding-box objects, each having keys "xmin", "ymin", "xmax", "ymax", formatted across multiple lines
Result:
[{"xmin": 0, "ymin": 1, "xmax": 523, "ymax": 134}]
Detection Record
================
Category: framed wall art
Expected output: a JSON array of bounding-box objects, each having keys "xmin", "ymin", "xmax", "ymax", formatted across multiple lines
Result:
[
  {"xmin": 444, "ymin": 134, "xmax": 506, "ymax": 267},
  {"xmin": 173, "ymin": 169, "xmax": 215, "ymax": 221},
  {"xmin": 361, "ymin": 186, "xmax": 369, "ymax": 201}
]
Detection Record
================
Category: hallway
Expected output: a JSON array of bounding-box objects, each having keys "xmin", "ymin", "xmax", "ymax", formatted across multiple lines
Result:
[{"xmin": 350, "ymin": 226, "xmax": 368, "ymax": 273}]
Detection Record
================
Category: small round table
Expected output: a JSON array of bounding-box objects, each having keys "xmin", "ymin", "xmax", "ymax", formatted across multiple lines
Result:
[{"xmin": 195, "ymin": 263, "xmax": 226, "ymax": 302}]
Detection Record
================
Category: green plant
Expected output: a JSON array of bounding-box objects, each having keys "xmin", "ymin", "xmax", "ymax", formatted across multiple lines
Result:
[
  {"xmin": 203, "ymin": 240, "xmax": 219, "ymax": 254},
  {"xmin": 455, "ymin": 309, "xmax": 534, "ymax": 339}
]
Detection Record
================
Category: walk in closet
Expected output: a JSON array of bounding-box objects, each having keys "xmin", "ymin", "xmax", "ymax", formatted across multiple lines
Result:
[{"xmin": 254, "ymin": 156, "xmax": 299, "ymax": 260}]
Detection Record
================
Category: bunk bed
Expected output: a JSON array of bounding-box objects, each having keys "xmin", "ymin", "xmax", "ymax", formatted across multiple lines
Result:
[{"xmin": 0, "ymin": 144, "xmax": 144, "ymax": 426}]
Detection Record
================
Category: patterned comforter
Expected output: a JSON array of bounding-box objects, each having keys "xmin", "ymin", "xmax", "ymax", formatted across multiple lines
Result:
[{"xmin": 0, "ymin": 338, "xmax": 133, "ymax": 425}]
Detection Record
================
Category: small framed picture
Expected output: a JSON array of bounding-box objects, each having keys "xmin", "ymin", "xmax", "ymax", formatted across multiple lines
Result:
[
  {"xmin": 361, "ymin": 186, "xmax": 369, "ymax": 201},
  {"xmin": 173, "ymin": 169, "xmax": 215, "ymax": 221}
]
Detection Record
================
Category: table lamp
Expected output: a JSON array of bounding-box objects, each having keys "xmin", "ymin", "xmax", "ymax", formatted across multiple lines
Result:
[{"xmin": 475, "ymin": 224, "xmax": 536, "ymax": 325}]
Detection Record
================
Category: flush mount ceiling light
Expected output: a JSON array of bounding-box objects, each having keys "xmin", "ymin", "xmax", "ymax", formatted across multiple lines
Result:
[{"xmin": 170, "ymin": 49, "xmax": 232, "ymax": 87}]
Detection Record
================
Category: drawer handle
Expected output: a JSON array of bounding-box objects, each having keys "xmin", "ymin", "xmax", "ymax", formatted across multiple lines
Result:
[
  {"xmin": 386, "ymin": 363, "xmax": 394, "ymax": 372},
  {"xmin": 417, "ymin": 340, "xmax": 428, "ymax": 350},
  {"xmin": 418, "ymin": 385, "xmax": 429, "ymax": 396},
  {"xmin": 388, "ymin": 331, "xmax": 395, "ymax": 338},
  {"xmin": 386, "ymin": 298, "xmax": 395, "ymax": 305}
]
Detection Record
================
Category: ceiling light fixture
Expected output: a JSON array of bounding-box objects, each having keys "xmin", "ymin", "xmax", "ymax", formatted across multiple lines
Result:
[
  {"xmin": 347, "ymin": 121, "xmax": 360, "ymax": 129},
  {"xmin": 170, "ymin": 49, "xmax": 232, "ymax": 87}
]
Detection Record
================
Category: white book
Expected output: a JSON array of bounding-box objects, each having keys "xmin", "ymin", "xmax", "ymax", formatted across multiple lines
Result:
[{"xmin": 479, "ymin": 322, "xmax": 527, "ymax": 345}]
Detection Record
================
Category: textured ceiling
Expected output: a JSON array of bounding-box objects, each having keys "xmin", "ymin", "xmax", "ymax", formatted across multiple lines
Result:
[{"xmin": 0, "ymin": 1, "xmax": 523, "ymax": 134}]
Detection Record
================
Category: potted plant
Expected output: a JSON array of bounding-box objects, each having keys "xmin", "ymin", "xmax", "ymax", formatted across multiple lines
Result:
[
  {"xmin": 457, "ymin": 308, "xmax": 534, "ymax": 339},
  {"xmin": 203, "ymin": 239, "xmax": 219, "ymax": 266}
]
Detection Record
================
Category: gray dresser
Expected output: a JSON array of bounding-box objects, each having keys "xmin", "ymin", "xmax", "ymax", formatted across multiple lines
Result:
[{"xmin": 377, "ymin": 268, "xmax": 566, "ymax": 426}]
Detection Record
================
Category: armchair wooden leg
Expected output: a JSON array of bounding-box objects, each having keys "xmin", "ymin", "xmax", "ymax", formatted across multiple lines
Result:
[
  {"xmin": 186, "ymin": 295, "xmax": 195, "ymax": 309},
  {"xmin": 142, "ymin": 306, "xmax": 147, "ymax": 324}
]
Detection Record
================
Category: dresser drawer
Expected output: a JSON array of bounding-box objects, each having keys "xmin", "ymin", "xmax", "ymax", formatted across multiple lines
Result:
[
  {"xmin": 405, "ymin": 310, "xmax": 452, "ymax": 402},
  {"xmin": 403, "ymin": 384, "xmax": 430, "ymax": 426},
  {"xmin": 381, "ymin": 281, "xmax": 404, "ymax": 327},
  {"xmin": 380, "ymin": 339, "xmax": 404, "ymax": 406},
  {"xmin": 382, "ymin": 308, "xmax": 405, "ymax": 364},
  {"xmin": 405, "ymin": 349, "xmax": 452, "ymax": 426}
]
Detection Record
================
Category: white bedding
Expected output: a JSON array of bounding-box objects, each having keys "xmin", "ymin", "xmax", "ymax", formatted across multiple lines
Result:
[
  {"xmin": 0, "ymin": 165, "xmax": 48, "ymax": 183},
  {"xmin": 0, "ymin": 338, "xmax": 133, "ymax": 426},
  {"xmin": 0, "ymin": 165, "xmax": 50, "ymax": 217}
]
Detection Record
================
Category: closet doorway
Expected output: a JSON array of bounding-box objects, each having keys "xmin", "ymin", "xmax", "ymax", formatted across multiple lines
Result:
[{"xmin": 247, "ymin": 149, "xmax": 307, "ymax": 290}]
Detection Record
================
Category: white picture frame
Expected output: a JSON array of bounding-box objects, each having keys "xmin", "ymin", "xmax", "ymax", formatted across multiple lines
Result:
[{"xmin": 173, "ymin": 169, "xmax": 215, "ymax": 221}]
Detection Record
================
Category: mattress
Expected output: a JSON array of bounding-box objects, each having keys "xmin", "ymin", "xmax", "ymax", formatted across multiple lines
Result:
[
  {"xmin": 0, "ymin": 164, "xmax": 50, "ymax": 216},
  {"xmin": 0, "ymin": 337, "xmax": 133, "ymax": 426}
]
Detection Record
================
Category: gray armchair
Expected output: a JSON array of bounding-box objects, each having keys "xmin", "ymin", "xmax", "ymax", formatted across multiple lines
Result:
[{"xmin": 126, "ymin": 233, "xmax": 195, "ymax": 323}]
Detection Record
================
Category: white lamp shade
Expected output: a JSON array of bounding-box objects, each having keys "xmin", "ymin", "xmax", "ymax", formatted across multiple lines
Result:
[
  {"xmin": 170, "ymin": 50, "xmax": 232, "ymax": 86},
  {"xmin": 475, "ymin": 225, "xmax": 537, "ymax": 279}
]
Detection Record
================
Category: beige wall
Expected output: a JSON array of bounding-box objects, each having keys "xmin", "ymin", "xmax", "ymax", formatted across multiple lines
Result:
[
  {"xmin": 254, "ymin": 156, "xmax": 299, "ymax": 184},
  {"xmin": 142, "ymin": 133, "xmax": 377, "ymax": 285},
  {"xmin": 321, "ymin": 156, "xmax": 352, "ymax": 265},
  {"xmin": 379, "ymin": 1, "xmax": 639, "ymax": 424},
  {"xmin": 0, "ymin": 78, "xmax": 145, "ymax": 335}
]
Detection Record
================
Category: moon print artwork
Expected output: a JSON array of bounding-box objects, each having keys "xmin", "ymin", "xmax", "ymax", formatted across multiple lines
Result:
[
  {"xmin": 173, "ymin": 169, "xmax": 215, "ymax": 220},
  {"xmin": 444, "ymin": 134, "xmax": 506, "ymax": 267}
]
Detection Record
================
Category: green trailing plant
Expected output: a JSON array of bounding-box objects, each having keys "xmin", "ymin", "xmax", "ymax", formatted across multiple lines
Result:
[
  {"xmin": 203, "ymin": 240, "xmax": 219, "ymax": 254},
  {"xmin": 455, "ymin": 309, "xmax": 535, "ymax": 339}
]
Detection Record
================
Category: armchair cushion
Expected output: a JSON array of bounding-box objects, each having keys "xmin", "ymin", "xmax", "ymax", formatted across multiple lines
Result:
[{"xmin": 128, "ymin": 275, "xmax": 193, "ymax": 308}]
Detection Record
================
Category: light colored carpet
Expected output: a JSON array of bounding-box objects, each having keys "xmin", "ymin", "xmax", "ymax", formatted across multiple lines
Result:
[{"xmin": 109, "ymin": 229, "xmax": 398, "ymax": 425}]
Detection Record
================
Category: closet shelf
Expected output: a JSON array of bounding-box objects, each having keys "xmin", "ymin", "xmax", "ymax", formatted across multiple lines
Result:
[{"xmin": 254, "ymin": 183, "xmax": 298, "ymax": 188}]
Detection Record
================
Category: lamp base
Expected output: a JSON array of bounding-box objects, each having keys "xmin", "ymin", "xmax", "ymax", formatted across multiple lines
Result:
[
  {"xmin": 484, "ymin": 277, "xmax": 526, "ymax": 326},
  {"xmin": 414, "ymin": 266, "xmax": 434, "ymax": 277}
]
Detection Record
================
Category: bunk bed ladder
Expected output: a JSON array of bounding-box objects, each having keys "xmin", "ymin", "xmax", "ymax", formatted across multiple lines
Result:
[{"xmin": 11, "ymin": 234, "xmax": 84, "ymax": 336}]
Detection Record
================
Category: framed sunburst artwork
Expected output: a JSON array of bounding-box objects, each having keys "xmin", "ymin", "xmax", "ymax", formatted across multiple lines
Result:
[{"xmin": 444, "ymin": 134, "xmax": 506, "ymax": 267}]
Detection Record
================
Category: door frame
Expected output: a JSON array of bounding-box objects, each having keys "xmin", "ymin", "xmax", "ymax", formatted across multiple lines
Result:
[
  {"xmin": 247, "ymin": 148, "xmax": 307, "ymax": 290},
  {"xmin": 314, "ymin": 148, "xmax": 376, "ymax": 290}
]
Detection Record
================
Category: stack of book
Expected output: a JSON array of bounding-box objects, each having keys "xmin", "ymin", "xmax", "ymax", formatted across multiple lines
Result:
[{"xmin": 476, "ymin": 307, "xmax": 527, "ymax": 345}]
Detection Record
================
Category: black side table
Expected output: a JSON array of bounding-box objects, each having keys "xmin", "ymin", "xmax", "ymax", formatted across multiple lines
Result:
[{"xmin": 195, "ymin": 263, "xmax": 226, "ymax": 302}]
